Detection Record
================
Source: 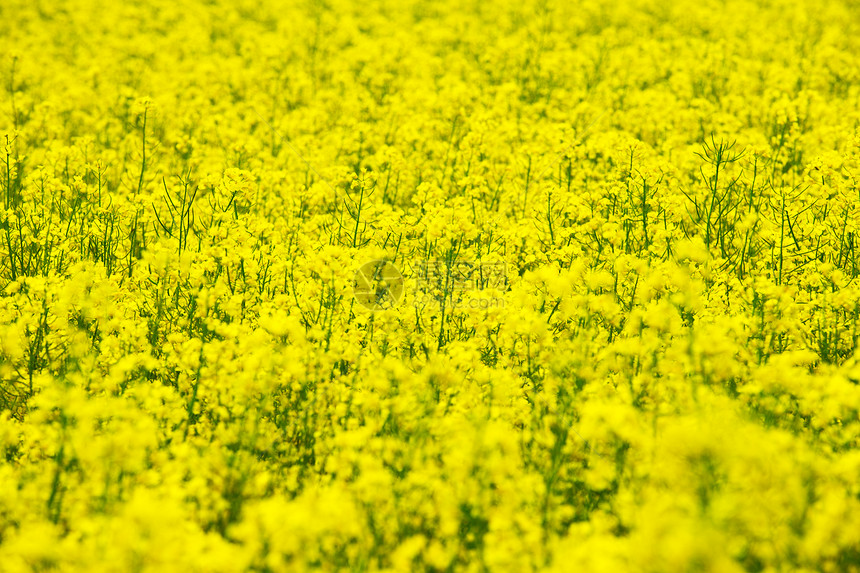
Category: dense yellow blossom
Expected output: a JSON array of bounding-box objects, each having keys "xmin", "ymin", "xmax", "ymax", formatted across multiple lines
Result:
[{"xmin": 2, "ymin": 0, "xmax": 860, "ymax": 570}]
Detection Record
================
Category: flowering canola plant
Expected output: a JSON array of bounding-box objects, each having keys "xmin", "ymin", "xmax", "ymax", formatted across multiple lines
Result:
[{"xmin": 2, "ymin": 0, "xmax": 860, "ymax": 571}]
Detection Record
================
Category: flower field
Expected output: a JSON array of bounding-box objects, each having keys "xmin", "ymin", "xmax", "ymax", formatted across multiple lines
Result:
[{"xmin": 2, "ymin": 0, "xmax": 860, "ymax": 570}]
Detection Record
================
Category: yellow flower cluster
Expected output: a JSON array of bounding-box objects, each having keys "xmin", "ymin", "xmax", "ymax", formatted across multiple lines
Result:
[{"xmin": 2, "ymin": 0, "xmax": 860, "ymax": 570}]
